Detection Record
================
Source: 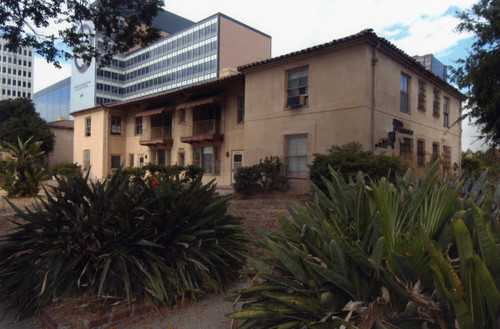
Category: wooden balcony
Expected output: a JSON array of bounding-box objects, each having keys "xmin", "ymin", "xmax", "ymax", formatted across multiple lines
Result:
[
  {"xmin": 180, "ymin": 119, "xmax": 224, "ymax": 144},
  {"xmin": 139, "ymin": 127, "xmax": 173, "ymax": 146}
]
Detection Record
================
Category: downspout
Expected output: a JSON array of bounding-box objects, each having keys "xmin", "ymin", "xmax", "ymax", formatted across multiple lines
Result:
[{"xmin": 370, "ymin": 41, "xmax": 380, "ymax": 152}]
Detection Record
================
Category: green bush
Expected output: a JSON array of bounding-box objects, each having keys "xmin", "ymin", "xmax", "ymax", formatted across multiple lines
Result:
[
  {"xmin": 232, "ymin": 163, "xmax": 500, "ymax": 328},
  {"xmin": 234, "ymin": 156, "xmax": 288, "ymax": 195},
  {"xmin": 0, "ymin": 168, "xmax": 247, "ymax": 318},
  {"xmin": 50, "ymin": 162, "xmax": 81, "ymax": 177},
  {"xmin": 0, "ymin": 137, "xmax": 47, "ymax": 197},
  {"xmin": 309, "ymin": 142, "xmax": 407, "ymax": 192},
  {"xmin": 461, "ymin": 156, "xmax": 484, "ymax": 178},
  {"xmin": 183, "ymin": 164, "xmax": 204, "ymax": 181}
]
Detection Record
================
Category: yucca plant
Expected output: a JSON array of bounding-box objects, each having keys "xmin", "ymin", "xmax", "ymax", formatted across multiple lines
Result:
[
  {"xmin": 0, "ymin": 168, "xmax": 247, "ymax": 319},
  {"xmin": 232, "ymin": 161, "xmax": 500, "ymax": 328}
]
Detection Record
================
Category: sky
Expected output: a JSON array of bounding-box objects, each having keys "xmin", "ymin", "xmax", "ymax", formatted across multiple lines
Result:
[{"xmin": 33, "ymin": 0, "xmax": 485, "ymax": 151}]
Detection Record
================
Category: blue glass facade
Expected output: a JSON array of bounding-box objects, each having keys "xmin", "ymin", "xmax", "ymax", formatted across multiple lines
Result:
[{"xmin": 33, "ymin": 77, "xmax": 71, "ymax": 122}]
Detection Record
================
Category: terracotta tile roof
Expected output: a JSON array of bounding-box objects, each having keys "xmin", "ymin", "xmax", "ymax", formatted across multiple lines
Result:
[
  {"xmin": 47, "ymin": 120, "xmax": 74, "ymax": 129},
  {"xmin": 238, "ymin": 29, "xmax": 463, "ymax": 98}
]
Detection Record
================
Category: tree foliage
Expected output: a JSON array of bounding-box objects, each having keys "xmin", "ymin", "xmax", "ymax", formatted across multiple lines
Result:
[
  {"xmin": 453, "ymin": 0, "xmax": 500, "ymax": 146},
  {"xmin": 0, "ymin": 0, "xmax": 164, "ymax": 67},
  {"xmin": 0, "ymin": 98, "xmax": 54, "ymax": 154}
]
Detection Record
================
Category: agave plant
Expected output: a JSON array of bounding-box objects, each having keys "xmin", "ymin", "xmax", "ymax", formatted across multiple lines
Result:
[
  {"xmin": 232, "ymin": 161, "xmax": 500, "ymax": 328},
  {"xmin": 0, "ymin": 168, "xmax": 247, "ymax": 319}
]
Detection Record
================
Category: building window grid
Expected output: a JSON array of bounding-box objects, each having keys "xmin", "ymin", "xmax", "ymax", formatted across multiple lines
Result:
[
  {"xmin": 400, "ymin": 73, "xmax": 410, "ymax": 113},
  {"xmin": 286, "ymin": 134, "xmax": 308, "ymax": 176}
]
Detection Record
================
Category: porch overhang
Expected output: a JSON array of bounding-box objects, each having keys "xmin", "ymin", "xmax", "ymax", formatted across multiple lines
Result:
[
  {"xmin": 176, "ymin": 96, "xmax": 217, "ymax": 110},
  {"xmin": 139, "ymin": 139, "xmax": 174, "ymax": 147},
  {"xmin": 135, "ymin": 107, "xmax": 167, "ymax": 117}
]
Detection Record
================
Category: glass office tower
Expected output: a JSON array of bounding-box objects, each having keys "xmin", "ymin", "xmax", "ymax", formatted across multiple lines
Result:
[{"xmin": 33, "ymin": 77, "xmax": 71, "ymax": 122}]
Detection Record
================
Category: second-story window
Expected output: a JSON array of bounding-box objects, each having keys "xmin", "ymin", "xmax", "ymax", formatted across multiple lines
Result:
[
  {"xmin": 287, "ymin": 67, "xmax": 308, "ymax": 108},
  {"xmin": 237, "ymin": 95, "xmax": 245, "ymax": 123},
  {"xmin": 400, "ymin": 73, "xmax": 410, "ymax": 113},
  {"xmin": 111, "ymin": 116, "xmax": 122, "ymax": 135},
  {"xmin": 85, "ymin": 117, "xmax": 91, "ymax": 137},
  {"xmin": 433, "ymin": 89, "xmax": 440, "ymax": 117},
  {"xmin": 418, "ymin": 81, "xmax": 426, "ymax": 111},
  {"xmin": 443, "ymin": 97, "xmax": 450, "ymax": 127},
  {"xmin": 135, "ymin": 117, "xmax": 143, "ymax": 135}
]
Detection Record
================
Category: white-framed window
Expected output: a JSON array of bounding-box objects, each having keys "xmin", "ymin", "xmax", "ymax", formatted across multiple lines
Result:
[
  {"xmin": 286, "ymin": 67, "xmax": 308, "ymax": 108},
  {"xmin": 285, "ymin": 134, "xmax": 308, "ymax": 176},
  {"xmin": 111, "ymin": 116, "xmax": 122, "ymax": 135},
  {"xmin": 83, "ymin": 150, "xmax": 90, "ymax": 170},
  {"xmin": 194, "ymin": 146, "xmax": 220, "ymax": 174}
]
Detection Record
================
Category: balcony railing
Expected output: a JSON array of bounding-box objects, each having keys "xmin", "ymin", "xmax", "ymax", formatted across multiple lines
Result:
[
  {"xmin": 180, "ymin": 119, "xmax": 224, "ymax": 144},
  {"xmin": 193, "ymin": 119, "xmax": 223, "ymax": 135},
  {"xmin": 139, "ymin": 126, "xmax": 172, "ymax": 146}
]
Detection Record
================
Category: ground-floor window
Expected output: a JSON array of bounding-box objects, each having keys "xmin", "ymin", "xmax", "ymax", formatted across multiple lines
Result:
[
  {"xmin": 151, "ymin": 149, "xmax": 171, "ymax": 166},
  {"xmin": 83, "ymin": 150, "xmax": 90, "ymax": 170},
  {"xmin": 285, "ymin": 134, "xmax": 308, "ymax": 176},
  {"xmin": 400, "ymin": 137, "xmax": 413, "ymax": 159},
  {"xmin": 443, "ymin": 146, "xmax": 451, "ymax": 171},
  {"xmin": 194, "ymin": 146, "xmax": 220, "ymax": 174},
  {"xmin": 417, "ymin": 140, "xmax": 425, "ymax": 167},
  {"xmin": 111, "ymin": 155, "xmax": 121, "ymax": 169}
]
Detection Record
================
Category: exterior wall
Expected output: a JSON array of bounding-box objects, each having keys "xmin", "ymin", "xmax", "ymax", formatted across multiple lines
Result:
[
  {"xmin": 73, "ymin": 78, "xmax": 245, "ymax": 187},
  {"xmin": 372, "ymin": 48, "xmax": 462, "ymax": 176},
  {"xmin": 73, "ymin": 108, "xmax": 108, "ymax": 180},
  {"xmin": 218, "ymin": 16, "xmax": 271, "ymax": 71},
  {"xmin": 48, "ymin": 128, "xmax": 74, "ymax": 168},
  {"xmin": 243, "ymin": 43, "xmax": 373, "ymax": 191}
]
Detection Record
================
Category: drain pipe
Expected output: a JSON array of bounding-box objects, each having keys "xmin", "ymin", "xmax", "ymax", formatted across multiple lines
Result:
[{"xmin": 371, "ymin": 41, "xmax": 380, "ymax": 152}]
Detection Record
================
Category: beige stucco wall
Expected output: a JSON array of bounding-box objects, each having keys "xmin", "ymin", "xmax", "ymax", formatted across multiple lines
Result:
[
  {"xmin": 48, "ymin": 128, "xmax": 74, "ymax": 168},
  {"xmin": 219, "ymin": 16, "xmax": 271, "ymax": 71},
  {"xmin": 73, "ymin": 79, "xmax": 246, "ymax": 187}
]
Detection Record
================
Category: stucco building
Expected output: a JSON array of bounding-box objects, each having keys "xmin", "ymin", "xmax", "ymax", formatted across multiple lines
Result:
[{"xmin": 72, "ymin": 29, "xmax": 463, "ymax": 192}]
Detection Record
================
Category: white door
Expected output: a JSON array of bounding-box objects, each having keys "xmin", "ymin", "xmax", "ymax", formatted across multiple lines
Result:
[{"xmin": 231, "ymin": 151, "xmax": 243, "ymax": 185}]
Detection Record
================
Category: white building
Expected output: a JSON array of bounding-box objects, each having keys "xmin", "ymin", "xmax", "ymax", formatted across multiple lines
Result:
[{"xmin": 0, "ymin": 39, "xmax": 34, "ymax": 100}]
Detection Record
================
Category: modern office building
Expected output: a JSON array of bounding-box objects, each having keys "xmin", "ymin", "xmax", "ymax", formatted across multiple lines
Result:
[
  {"xmin": 33, "ymin": 77, "xmax": 71, "ymax": 122},
  {"xmin": 0, "ymin": 38, "xmax": 34, "ymax": 100},
  {"xmin": 414, "ymin": 54, "xmax": 448, "ymax": 80},
  {"xmin": 72, "ymin": 29, "xmax": 464, "ymax": 193},
  {"xmin": 70, "ymin": 10, "xmax": 271, "ymax": 113}
]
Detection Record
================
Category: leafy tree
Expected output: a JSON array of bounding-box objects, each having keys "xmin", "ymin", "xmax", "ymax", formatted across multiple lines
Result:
[
  {"xmin": 0, "ymin": 98, "xmax": 54, "ymax": 154},
  {"xmin": 0, "ymin": 0, "xmax": 164, "ymax": 67},
  {"xmin": 453, "ymin": 0, "xmax": 500, "ymax": 146}
]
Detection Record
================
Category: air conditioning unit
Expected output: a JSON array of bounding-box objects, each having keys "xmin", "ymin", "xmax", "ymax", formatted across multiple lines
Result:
[{"xmin": 287, "ymin": 95, "xmax": 308, "ymax": 108}]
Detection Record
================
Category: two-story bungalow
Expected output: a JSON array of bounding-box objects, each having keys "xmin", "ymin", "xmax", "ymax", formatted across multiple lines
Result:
[{"xmin": 72, "ymin": 29, "xmax": 463, "ymax": 192}]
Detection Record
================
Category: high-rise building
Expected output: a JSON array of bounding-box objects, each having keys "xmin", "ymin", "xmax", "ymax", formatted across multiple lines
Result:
[
  {"xmin": 414, "ymin": 54, "xmax": 448, "ymax": 80},
  {"xmin": 70, "ymin": 10, "xmax": 271, "ymax": 112},
  {"xmin": 0, "ymin": 39, "xmax": 34, "ymax": 101},
  {"xmin": 33, "ymin": 77, "xmax": 71, "ymax": 122}
]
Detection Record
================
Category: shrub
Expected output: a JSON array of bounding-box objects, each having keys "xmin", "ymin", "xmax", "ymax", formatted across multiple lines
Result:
[
  {"xmin": 0, "ymin": 137, "xmax": 47, "ymax": 197},
  {"xmin": 309, "ymin": 142, "xmax": 407, "ymax": 192},
  {"xmin": 234, "ymin": 156, "xmax": 288, "ymax": 195},
  {"xmin": 50, "ymin": 162, "xmax": 81, "ymax": 177},
  {"xmin": 183, "ymin": 164, "xmax": 204, "ymax": 181},
  {"xmin": 461, "ymin": 156, "xmax": 484, "ymax": 178},
  {"xmin": 0, "ymin": 168, "xmax": 247, "ymax": 318},
  {"xmin": 232, "ymin": 163, "xmax": 500, "ymax": 328}
]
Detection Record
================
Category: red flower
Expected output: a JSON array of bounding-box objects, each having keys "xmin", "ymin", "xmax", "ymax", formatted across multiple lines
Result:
[{"xmin": 152, "ymin": 177, "xmax": 159, "ymax": 187}]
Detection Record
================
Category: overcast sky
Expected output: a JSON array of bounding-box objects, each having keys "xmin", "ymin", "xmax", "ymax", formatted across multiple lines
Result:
[{"xmin": 33, "ymin": 0, "xmax": 485, "ymax": 151}]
